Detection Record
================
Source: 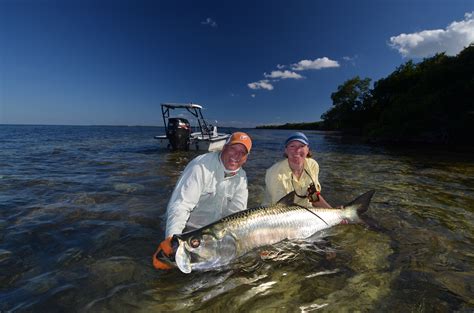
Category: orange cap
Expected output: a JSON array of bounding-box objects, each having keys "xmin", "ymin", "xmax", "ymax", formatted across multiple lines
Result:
[{"xmin": 226, "ymin": 132, "xmax": 252, "ymax": 153}]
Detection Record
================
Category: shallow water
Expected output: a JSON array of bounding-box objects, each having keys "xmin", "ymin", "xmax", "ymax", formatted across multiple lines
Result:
[{"xmin": 0, "ymin": 125, "xmax": 473, "ymax": 312}]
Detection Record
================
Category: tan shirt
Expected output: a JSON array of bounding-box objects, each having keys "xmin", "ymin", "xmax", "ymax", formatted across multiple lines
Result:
[{"xmin": 263, "ymin": 158, "xmax": 321, "ymax": 207}]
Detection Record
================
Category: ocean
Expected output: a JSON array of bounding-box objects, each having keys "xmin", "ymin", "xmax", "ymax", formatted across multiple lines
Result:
[{"xmin": 1, "ymin": 125, "xmax": 473, "ymax": 312}]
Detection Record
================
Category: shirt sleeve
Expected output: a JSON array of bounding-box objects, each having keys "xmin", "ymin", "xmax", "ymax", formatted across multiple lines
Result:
[
  {"xmin": 307, "ymin": 158, "xmax": 322, "ymax": 192},
  {"xmin": 263, "ymin": 168, "xmax": 273, "ymax": 206},
  {"xmin": 165, "ymin": 161, "xmax": 204, "ymax": 237},
  {"xmin": 263, "ymin": 164, "xmax": 286, "ymax": 206},
  {"xmin": 227, "ymin": 175, "xmax": 248, "ymax": 213}
]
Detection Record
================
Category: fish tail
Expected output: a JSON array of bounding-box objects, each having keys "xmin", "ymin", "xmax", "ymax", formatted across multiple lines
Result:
[
  {"xmin": 343, "ymin": 190, "xmax": 375, "ymax": 215},
  {"xmin": 342, "ymin": 190, "xmax": 381, "ymax": 230}
]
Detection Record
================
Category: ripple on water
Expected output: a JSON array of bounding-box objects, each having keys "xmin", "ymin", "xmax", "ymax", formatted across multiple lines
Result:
[
  {"xmin": 0, "ymin": 248, "xmax": 13, "ymax": 265},
  {"xmin": 1, "ymin": 126, "xmax": 474, "ymax": 311},
  {"xmin": 113, "ymin": 182, "xmax": 146, "ymax": 193}
]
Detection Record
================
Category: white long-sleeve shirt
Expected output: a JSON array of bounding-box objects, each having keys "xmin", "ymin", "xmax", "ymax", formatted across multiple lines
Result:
[{"xmin": 165, "ymin": 151, "xmax": 248, "ymax": 237}]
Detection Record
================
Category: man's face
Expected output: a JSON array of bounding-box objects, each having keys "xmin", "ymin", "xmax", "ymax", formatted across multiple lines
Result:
[{"xmin": 221, "ymin": 143, "xmax": 248, "ymax": 171}]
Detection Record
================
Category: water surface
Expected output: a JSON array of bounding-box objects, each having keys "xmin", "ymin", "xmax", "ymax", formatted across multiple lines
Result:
[{"xmin": 0, "ymin": 125, "xmax": 473, "ymax": 312}]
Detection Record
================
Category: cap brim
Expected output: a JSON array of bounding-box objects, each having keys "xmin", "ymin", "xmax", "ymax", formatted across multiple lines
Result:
[{"xmin": 286, "ymin": 139, "xmax": 309, "ymax": 146}]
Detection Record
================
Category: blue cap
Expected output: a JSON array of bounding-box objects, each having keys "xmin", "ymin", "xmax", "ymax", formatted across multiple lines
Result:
[{"xmin": 285, "ymin": 132, "xmax": 309, "ymax": 146}]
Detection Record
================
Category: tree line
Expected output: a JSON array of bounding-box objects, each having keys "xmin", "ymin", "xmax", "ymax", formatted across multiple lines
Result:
[{"xmin": 258, "ymin": 44, "xmax": 474, "ymax": 145}]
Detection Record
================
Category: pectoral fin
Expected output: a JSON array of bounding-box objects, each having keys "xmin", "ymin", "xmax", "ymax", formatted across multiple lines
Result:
[{"xmin": 175, "ymin": 242, "xmax": 192, "ymax": 274}]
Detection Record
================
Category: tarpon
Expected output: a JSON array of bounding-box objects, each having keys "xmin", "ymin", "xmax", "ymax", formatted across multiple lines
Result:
[{"xmin": 170, "ymin": 190, "xmax": 375, "ymax": 273}]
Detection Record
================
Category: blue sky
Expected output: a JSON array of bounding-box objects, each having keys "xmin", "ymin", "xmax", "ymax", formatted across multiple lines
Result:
[{"xmin": 1, "ymin": 0, "xmax": 473, "ymax": 127}]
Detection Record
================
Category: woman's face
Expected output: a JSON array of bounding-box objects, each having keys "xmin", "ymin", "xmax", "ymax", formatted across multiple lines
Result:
[{"xmin": 285, "ymin": 141, "xmax": 309, "ymax": 169}]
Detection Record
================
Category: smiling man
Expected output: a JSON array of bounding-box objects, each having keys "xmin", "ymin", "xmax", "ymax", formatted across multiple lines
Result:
[{"xmin": 154, "ymin": 132, "xmax": 252, "ymax": 269}]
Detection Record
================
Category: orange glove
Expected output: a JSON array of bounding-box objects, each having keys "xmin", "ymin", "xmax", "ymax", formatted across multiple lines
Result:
[{"xmin": 152, "ymin": 236, "xmax": 177, "ymax": 270}]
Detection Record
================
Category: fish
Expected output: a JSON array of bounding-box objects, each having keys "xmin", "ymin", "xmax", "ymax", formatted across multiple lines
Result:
[{"xmin": 171, "ymin": 190, "xmax": 375, "ymax": 274}]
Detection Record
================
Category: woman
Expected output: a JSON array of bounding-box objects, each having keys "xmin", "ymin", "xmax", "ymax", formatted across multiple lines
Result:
[{"xmin": 263, "ymin": 132, "xmax": 332, "ymax": 208}]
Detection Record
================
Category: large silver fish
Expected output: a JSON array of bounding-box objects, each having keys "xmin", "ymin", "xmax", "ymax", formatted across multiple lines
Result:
[{"xmin": 172, "ymin": 190, "xmax": 375, "ymax": 273}]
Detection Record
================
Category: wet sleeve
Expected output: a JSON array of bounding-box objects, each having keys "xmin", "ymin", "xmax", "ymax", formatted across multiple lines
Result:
[
  {"xmin": 227, "ymin": 176, "xmax": 248, "ymax": 213},
  {"xmin": 263, "ymin": 167, "xmax": 281, "ymax": 206},
  {"xmin": 262, "ymin": 169, "xmax": 271, "ymax": 206},
  {"xmin": 165, "ymin": 163, "xmax": 204, "ymax": 237}
]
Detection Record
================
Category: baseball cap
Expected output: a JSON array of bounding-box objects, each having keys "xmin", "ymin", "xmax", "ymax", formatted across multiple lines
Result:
[
  {"xmin": 285, "ymin": 132, "xmax": 309, "ymax": 146},
  {"xmin": 226, "ymin": 132, "xmax": 252, "ymax": 153}
]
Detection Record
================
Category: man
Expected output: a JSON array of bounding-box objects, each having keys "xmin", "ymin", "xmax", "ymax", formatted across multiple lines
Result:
[{"xmin": 153, "ymin": 131, "xmax": 252, "ymax": 269}]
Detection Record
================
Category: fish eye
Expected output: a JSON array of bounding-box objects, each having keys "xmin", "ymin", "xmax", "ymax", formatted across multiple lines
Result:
[{"xmin": 189, "ymin": 237, "xmax": 201, "ymax": 248}]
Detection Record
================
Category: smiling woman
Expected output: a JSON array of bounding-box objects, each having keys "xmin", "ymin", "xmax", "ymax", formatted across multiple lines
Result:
[{"xmin": 263, "ymin": 132, "xmax": 332, "ymax": 208}]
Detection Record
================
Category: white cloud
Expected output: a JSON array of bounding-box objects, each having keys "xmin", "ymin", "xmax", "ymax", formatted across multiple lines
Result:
[
  {"xmin": 343, "ymin": 55, "xmax": 358, "ymax": 66},
  {"xmin": 201, "ymin": 18, "xmax": 217, "ymax": 28},
  {"xmin": 264, "ymin": 70, "xmax": 304, "ymax": 80},
  {"xmin": 291, "ymin": 57, "xmax": 340, "ymax": 71},
  {"xmin": 247, "ymin": 56, "xmax": 339, "ymax": 91},
  {"xmin": 251, "ymin": 94, "xmax": 256, "ymax": 98},
  {"xmin": 389, "ymin": 12, "xmax": 474, "ymax": 57},
  {"xmin": 248, "ymin": 80, "xmax": 274, "ymax": 90},
  {"xmin": 343, "ymin": 55, "xmax": 358, "ymax": 62}
]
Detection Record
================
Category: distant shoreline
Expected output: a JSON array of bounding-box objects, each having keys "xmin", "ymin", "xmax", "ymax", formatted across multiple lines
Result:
[
  {"xmin": 255, "ymin": 122, "xmax": 474, "ymax": 152},
  {"xmin": 256, "ymin": 121, "xmax": 325, "ymax": 130}
]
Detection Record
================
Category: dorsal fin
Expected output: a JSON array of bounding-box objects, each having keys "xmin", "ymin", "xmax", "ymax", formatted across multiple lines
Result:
[{"xmin": 276, "ymin": 191, "xmax": 297, "ymax": 206}]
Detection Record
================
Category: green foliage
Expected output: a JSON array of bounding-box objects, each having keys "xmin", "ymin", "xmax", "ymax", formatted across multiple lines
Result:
[
  {"xmin": 321, "ymin": 45, "xmax": 474, "ymax": 145},
  {"xmin": 321, "ymin": 76, "xmax": 372, "ymax": 131},
  {"xmin": 256, "ymin": 45, "xmax": 473, "ymax": 145}
]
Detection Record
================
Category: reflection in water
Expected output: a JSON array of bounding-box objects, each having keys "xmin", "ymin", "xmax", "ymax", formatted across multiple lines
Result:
[{"xmin": 0, "ymin": 126, "xmax": 473, "ymax": 312}]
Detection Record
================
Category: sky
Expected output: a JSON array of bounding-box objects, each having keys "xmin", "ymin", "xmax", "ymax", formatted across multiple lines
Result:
[{"xmin": 1, "ymin": 0, "xmax": 473, "ymax": 127}]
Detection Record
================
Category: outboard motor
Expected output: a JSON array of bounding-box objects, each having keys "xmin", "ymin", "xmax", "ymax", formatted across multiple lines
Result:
[{"xmin": 166, "ymin": 118, "xmax": 191, "ymax": 150}]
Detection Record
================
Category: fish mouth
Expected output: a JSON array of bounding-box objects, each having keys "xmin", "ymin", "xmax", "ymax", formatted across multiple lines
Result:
[
  {"xmin": 175, "ymin": 239, "xmax": 192, "ymax": 273},
  {"xmin": 174, "ymin": 233, "xmax": 238, "ymax": 274},
  {"xmin": 174, "ymin": 233, "xmax": 216, "ymax": 273},
  {"xmin": 174, "ymin": 236, "xmax": 213, "ymax": 274}
]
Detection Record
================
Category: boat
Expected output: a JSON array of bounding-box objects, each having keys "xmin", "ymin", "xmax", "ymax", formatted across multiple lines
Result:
[{"xmin": 154, "ymin": 103, "xmax": 231, "ymax": 151}]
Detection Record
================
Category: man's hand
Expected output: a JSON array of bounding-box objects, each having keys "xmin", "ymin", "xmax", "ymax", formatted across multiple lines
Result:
[
  {"xmin": 152, "ymin": 236, "xmax": 178, "ymax": 270},
  {"xmin": 159, "ymin": 236, "xmax": 176, "ymax": 256}
]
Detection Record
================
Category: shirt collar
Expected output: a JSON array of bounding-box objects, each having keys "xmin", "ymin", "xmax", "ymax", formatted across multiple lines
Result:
[{"xmin": 218, "ymin": 152, "xmax": 240, "ymax": 179}]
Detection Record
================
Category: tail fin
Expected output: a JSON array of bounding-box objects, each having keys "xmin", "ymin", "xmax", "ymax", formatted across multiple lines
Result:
[
  {"xmin": 344, "ymin": 190, "xmax": 382, "ymax": 230},
  {"xmin": 343, "ymin": 190, "xmax": 375, "ymax": 215}
]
